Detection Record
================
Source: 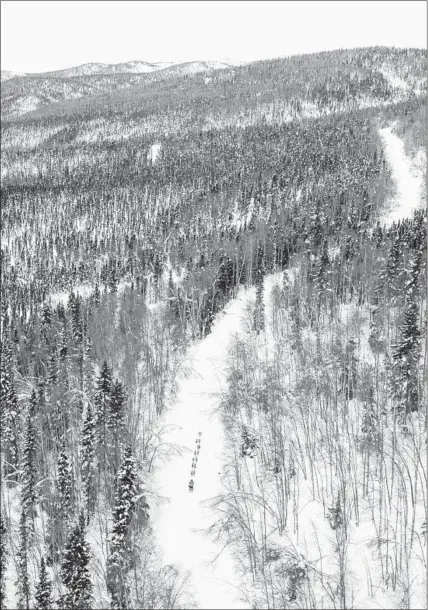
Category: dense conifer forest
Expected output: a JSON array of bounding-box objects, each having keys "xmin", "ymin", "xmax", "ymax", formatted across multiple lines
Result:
[{"xmin": 1, "ymin": 46, "xmax": 426, "ymax": 609}]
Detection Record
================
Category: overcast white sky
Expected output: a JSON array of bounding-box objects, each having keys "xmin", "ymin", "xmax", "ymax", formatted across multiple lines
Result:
[{"xmin": 1, "ymin": 0, "xmax": 426, "ymax": 73}]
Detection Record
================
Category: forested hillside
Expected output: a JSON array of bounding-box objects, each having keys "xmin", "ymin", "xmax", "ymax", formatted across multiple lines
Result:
[{"xmin": 1, "ymin": 46, "xmax": 426, "ymax": 610}]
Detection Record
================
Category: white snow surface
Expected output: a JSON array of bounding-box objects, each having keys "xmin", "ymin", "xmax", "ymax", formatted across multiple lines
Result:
[
  {"xmin": 148, "ymin": 142, "xmax": 162, "ymax": 164},
  {"xmin": 379, "ymin": 67, "xmax": 410, "ymax": 94},
  {"xmin": 151, "ymin": 286, "xmax": 254, "ymax": 609},
  {"xmin": 378, "ymin": 124, "xmax": 426, "ymax": 227}
]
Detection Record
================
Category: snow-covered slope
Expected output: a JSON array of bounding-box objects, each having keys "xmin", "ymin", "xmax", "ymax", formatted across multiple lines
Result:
[
  {"xmin": 151, "ymin": 287, "xmax": 254, "ymax": 609},
  {"xmin": 379, "ymin": 123, "xmax": 426, "ymax": 227}
]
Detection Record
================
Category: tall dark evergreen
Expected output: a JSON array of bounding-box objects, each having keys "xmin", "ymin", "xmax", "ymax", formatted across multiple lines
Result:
[
  {"xmin": 392, "ymin": 300, "xmax": 421, "ymax": 416},
  {"xmin": 34, "ymin": 557, "xmax": 53, "ymax": 610},
  {"xmin": 0, "ymin": 339, "xmax": 19, "ymax": 476},
  {"xmin": 107, "ymin": 447, "xmax": 147, "ymax": 609},
  {"xmin": 253, "ymin": 278, "xmax": 265, "ymax": 334},
  {"xmin": 340, "ymin": 340, "xmax": 358, "ymax": 402},
  {"xmin": 386, "ymin": 233, "xmax": 401, "ymax": 297},
  {"xmin": 59, "ymin": 324, "xmax": 68, "ymax": 360},
  {"xmin": 21, "ymin": 390, "xmax": 38, "ymax": 520},
  {"xmin": 41, "ymin": 302, "xmax": 52, "ymax": 328},
  {"xmin": 108, "ymin": 380, "xmax": 126, "ymax": 434},
  {"xmin": 316, "ymin": 239, "xmax": 330, "ymax": 295},
  {"xmin": 81, "ymin": 403, "xmax": 96, "ymax": 523},
  {"xmin": 57, "ymin": 447, "xmax": 74, "ymax": 521},
  {"xmin": 95, "ymin": 361, "xmax": 112, "ymax": 420},
  {"xmin": 253, "ymin": 245, "xmax": 266, "ymax": 333},
  {"xmin": 61, "ymin": 512, "xmax": 93, "ymax": 610},
  {"xmin": 93, "ymin": 282, "xmax": 101, "ymax": 308},
  {"xmin": 47, "ymin": 350, "xmax": 58, "ymax": 385},
  {"xmin": 0, "ymin": 514, "xmax": 7, "ymax": 609},
  {"xmin": 16, "ymin": 509, "xmax": 31, "ymax": 610},
  {"xmin": 95, "ymin": 360, "xmax": 113, "ymax": 460},
  {"xmin": 405, "ymin": 250, "xmax": 422, "ymax": 300},
  {"xmin": 68, "ymin": 292, "xmax": 83, "ymax": 343}
]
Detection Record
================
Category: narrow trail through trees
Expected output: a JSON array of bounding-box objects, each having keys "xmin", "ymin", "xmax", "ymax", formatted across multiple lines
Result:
[
  {"xmin": 379, "ymin": 123, "xmax": 425, "ymax": 227},
  {"xmin": 150, "ymin": 286, "xmax": 254, "ymax": 609}
]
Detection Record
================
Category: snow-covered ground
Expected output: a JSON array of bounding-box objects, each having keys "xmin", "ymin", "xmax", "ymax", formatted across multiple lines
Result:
[
  {"xmin": 147, "ymin": 142, "xmax": 162, "ymax": 164},
  {"xmin": 378, "ymin": 124, "xmax": 426, "ymax": 227},
  {"xmin": 379, "ymin": 67, "xmax": 410, "ymax": 94},
  {"xmin": 150, "ymin": 286, "xmax": 255, "ymax": 609}
]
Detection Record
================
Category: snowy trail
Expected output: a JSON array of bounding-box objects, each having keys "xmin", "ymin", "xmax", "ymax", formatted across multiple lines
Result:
[
  {"xmin": 378, "ymin": 124, "xmax": 425, "ymax": 226},
  {"xmin": 150, "ymin": 287, "xmax": 254, "ymax": 610}
]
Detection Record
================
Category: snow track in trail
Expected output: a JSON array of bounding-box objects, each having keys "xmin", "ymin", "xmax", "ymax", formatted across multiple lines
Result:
[
  {"xmin": 378, "ymin": 124, "xmax": 425, "ymax": 227},
  {"xmin": 151, "ymin": 286, "xmax": 254, "ymax": 609}
]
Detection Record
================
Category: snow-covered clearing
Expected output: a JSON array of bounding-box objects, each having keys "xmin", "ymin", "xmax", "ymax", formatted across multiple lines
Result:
[
  {"xmin": 379, "ymin": 66, "xmax": 427, "ymax": 98},
  {"xmin": 48, "ymin": 278, "xmax": 132, "ymax": 308},
  {"xmin": 378, "ymin": 124, "xmax": 426, "ymax": 227},
  {"xmin": 148, "ymin": 142, "xmax": 162, "ymax": 164},
  {"xmin": 379, "ymin": 67, "xmax": 410, "ymax": 94},
  {"xmin": 150, "ymin": 286, "xmax": 255, "ymax": 609}
]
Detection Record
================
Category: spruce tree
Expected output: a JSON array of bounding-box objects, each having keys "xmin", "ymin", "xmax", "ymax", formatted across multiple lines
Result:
[
  {"xmin": 374, "ymin": 222, "xmax": 383, "ymax": 248},
  {"xmin": 309, "ymin": 198, "xmax": 323, "ymax": 249},
  {"xmin": 108, "ymin": 380, "xmax": 126, "ymax": 434},
  {"xmin": 83, "ymin": 336, "xmax": 93, "ymax": 396},
  {"xmin": 45, "ymin": 446, "xmax": 73, "ymax": 564},
  {"xmin": 95, "ymin": 360, "xmax": 113, "ymax": 459},
  {"xmin": 81, "ymin": 403, "xmax": 96, "ymax": 523},
  {"xmin": 41, "ymin": 302, "xmax": 52, "ymax": 328},
  {"xmin": 34, "ymin": 557, "xmax": 53, "ymax": 610},
  {"xmin": 404, "ymin": 250, "xmax": 422, "ymax": 301},
  {"xmin": 168, "ymin": 269, "xmax": 175, "ymax": 299},
  {"xmin": 316, "ymin": 239, "xmax": 330, "ymax": 295},
  {"xmin": 327, "ymin": 494, "xmax": 343, "ymax": 530},
  {"xmin": 96, "ymin": 361, "xmax": 112, "ymax": 415},
  {"xmin": 0, "ymin": 514, "xmax": 7, "ymax": 609},
  {"xmin": 16, "ymin": 510, "xmax": 31, "ymax": 610},
  {"xmin": 392, "ymin": 300, "xmax": 420, "ymax": 416},
  {"xmin": 253, "ymin": 278, "xmax": 265, "ymax": 333},
  {"xmin": 21, "ymin": 390, "xmax": 38, "ymax": 521},
  {"xmin": 57, "ymin": 447, "xmax": 73, "ymax": 522},
  {"xmin": 0, "ymin": 340, "xmax": 19, "ymax": 476},
  {"xmin": 107, "ymin": 447, "xmax": 144, "ymax": 609},
  {"xmin": 108, "ymin": 261, "xmax": 118, "ymax": 294},
  {"xmin": 68, "ymin": 292, "xmax": 83, "ymax": 343},
  {"xmin": 290, "ymin": 294, "xmax": 303, "ymax": 354},
  {"xmin": 61, "ymin": 512, "xmax": 93, "ymax": 609},
  {"xmin": 253, "ymin": 245, "xmax": 265, "ymax": 333},
  {"xmin": 47, "ymin": 350, "xmax": 58, "ymax": 385},
  {"xmin": 386, "ymin": 233, "xmax": 401, "ymax": 297},
  {"xmin": 59, "ymin": 325, "xmax": 68, "ymax": 360},
  {"xmin": 67, "ymin": 291, "xmax": 77, "ymax": 319},
  {"xmin": 340, "ymin": 340, "xmax": 358, "ymax": 402},
  {"xmin": 93, "ymin": 282, "xmax": 101, "ymax": 308}
]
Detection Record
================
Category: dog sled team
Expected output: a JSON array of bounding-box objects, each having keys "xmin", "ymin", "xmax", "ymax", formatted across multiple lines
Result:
[{"xmin": 188, "ymin": 432, "xmax": 202, "ymax": 491}]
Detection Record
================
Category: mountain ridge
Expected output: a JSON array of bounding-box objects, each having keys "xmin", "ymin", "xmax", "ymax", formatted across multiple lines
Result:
[{"xmin": 1, "ymin": 58, "xmax": 245, "ymax": 81}]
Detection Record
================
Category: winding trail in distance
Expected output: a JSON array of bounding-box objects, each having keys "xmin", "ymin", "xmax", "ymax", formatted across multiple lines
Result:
[{"xmin": 378, "ymin": 123, "xmax": 425, "ymax": 227}]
